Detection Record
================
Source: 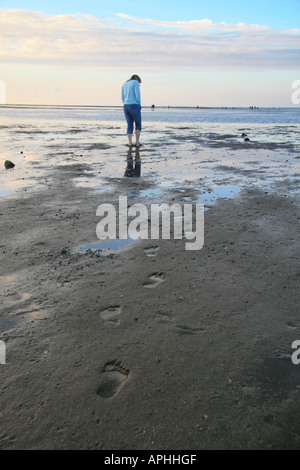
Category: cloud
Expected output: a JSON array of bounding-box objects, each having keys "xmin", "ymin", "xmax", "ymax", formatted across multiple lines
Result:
[
  {"xmin": 0, "ymin": 9, "xmax": 299, "ymax": 71},
  {"xmin": 115, "ymin": 13, "xmax": 272, "ymax": 33}
]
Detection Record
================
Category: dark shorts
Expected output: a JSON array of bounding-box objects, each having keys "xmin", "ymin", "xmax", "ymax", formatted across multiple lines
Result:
[{"xmin": 124, "ymin": 104, "xmax": 142, "ymax": 134}]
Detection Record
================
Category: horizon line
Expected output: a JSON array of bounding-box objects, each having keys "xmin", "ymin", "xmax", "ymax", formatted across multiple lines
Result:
[{"xmin": 0, "ymin": 103, "xmax": 295, "ymax": 109}]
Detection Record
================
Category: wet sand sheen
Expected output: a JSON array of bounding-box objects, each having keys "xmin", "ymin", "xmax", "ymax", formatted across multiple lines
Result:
[{"xmin": 0, "ymin": 110, "xmax": 299, "ymax": 449}]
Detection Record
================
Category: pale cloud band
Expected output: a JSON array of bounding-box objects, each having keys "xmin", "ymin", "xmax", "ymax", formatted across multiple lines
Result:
[
  {"xmin": 1, "ymin": 9, "xmax": 299, "ymax": 71},
  {"xmin": 115, "ymin": 12, "xmax": 274, "ymax": 32}
]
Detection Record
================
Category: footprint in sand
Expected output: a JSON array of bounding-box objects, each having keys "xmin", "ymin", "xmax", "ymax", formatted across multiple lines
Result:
[
  {"xmin": 154, "ymin": 312, "xmax": 173, "ymax": 323},
  {"xmin": 100, "ymin": 306, "xmax": 122, "ymax": 327},
  {"xmin": 287, "ymin": 321, "xmax": 297, "ymax": 330},
  {"xmin": 96, "ymin": 360, "xmax": 130, "ymax": 398},
  {"xmin": 143, "ymin": 272, "xmax": 166, "ymax": 288},
  {"xmin": 171, "ymin": 324, "xmax": 204, "ymax": 334},
  {"xmin": 152, "ymin": 312, "xmax": 204, "ymax": 334},
  {"xmin": 144, "ymin": 246, "xmax": 159, "ymax": 257}
]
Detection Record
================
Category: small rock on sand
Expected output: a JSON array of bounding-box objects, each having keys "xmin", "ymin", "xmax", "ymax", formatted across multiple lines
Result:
[{"xmin": 4, "ymin": 160, "xmax": 15, "ymax": 169}]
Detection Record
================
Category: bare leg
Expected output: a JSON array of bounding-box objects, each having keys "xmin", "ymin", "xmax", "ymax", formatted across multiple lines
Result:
[
  {"xmin": 127, "ymin": 134, "xmax": 133, "ymax": 146},
  {"xmin": 135, "ymin": 130, "xmax": 141, "ymax": 146}
]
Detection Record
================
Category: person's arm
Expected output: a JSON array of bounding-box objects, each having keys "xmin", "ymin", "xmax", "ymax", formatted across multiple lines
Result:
[{"xmin": 134, "ymin": 81, "xmax": 141, "ymax": 105}]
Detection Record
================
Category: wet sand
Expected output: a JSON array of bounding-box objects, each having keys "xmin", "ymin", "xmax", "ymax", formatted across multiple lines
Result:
[{"xmin": 0, "ymin": 132, "xmax": 300, "ymax": 449}]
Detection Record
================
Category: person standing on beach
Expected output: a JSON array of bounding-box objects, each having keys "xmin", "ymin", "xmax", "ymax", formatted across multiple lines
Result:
[{"xmin": 121, "ymin": 75, "xmax": 142, "ymax": 147}]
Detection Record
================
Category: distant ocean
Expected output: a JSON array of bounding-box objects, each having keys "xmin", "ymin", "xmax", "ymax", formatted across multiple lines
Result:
[{"xmin": 1, "ymin": 104, "xmax": 300, "ymax": 125}]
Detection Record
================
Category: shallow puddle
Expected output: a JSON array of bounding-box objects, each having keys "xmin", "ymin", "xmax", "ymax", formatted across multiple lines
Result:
[
  {"xmin": 128, "ymin": 188, "xmax": 162, "ymax": 200},
  {"xmin": 4, "ymin": 293, "xmax": 31, "ymax": 303},
  {"xmin": 0, "ymin": 317, "xmax": 18, "ymax": 332},
  {"xmin": 0, "ymin": 308, "xmax": 48, "ymax": 333},
  {"xmin": 196, "ymin": 185, "xmax": 241, "ymax": 206},
  {"xmin": 78, "ymin": 237, "xmax": 137, "ymax": 253}
]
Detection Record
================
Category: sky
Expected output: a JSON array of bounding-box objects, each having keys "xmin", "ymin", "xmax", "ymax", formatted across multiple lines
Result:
[{"xmin": 1, "ymin": 0, "xmax": 300, "ymax": 106}]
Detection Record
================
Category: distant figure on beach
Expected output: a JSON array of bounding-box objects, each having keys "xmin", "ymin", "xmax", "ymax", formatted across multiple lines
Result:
[{"xmin": 121, "ymin": 74, "xmax": 142, "ymax": 147}]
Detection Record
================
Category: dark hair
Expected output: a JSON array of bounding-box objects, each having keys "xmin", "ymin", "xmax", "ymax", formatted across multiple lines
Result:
[{"xmin": 128, "ymin": 74, "xmax": 142, "ymax": 83}]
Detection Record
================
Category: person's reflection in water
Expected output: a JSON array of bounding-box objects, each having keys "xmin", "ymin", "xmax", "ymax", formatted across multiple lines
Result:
[{"xmin": 124, "ymin": 147, "xmax": 141, "ymax": 177}]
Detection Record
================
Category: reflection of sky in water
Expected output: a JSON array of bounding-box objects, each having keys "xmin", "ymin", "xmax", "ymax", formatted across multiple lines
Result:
[
  {"xmin": 128, "ymin": 188, "xmax": 162, "ymax": 200},
  {"xmin": 196, "ymin": 185, "xmax": 241, "ymax": 205},
  {"xmin": 1, "ymin": 107, "xmax": 299, "ymax": 197},
  {"xmin": 78, "ymin": 237, "xmax": 137, "ymax": 253}
]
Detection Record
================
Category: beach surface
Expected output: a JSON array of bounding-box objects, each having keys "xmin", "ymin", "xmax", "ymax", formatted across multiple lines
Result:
[{"xmin": 0, "ymin": 113, "xmax": 300, "ymax": 449}]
